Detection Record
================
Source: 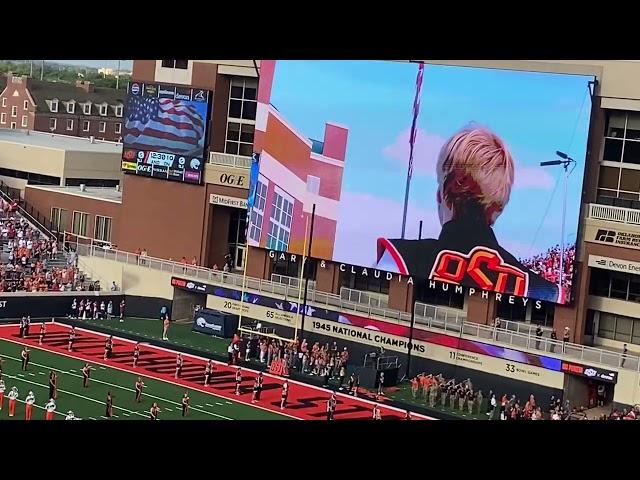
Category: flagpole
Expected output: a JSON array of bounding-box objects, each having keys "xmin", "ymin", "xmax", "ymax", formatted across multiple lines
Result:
[
  {"xmin": 294, "ymin": 214, "xmax": 310, "ymax": 343},
  {"xmin": 298, "ymin": 204, "xmax": 316, "ymax": 341},
  {"xmin": 400, "ymin": 63, "xmax": 424, "ymax": 239}
]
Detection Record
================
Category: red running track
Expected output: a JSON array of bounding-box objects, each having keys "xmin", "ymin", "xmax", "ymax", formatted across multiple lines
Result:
[{"xmin": 0, "ymin": 323, "xmax": 433, "ymax": 421}]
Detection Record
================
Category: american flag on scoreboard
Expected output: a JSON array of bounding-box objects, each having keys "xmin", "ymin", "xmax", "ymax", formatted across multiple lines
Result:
[
  {"xmin": 407, "ymin": 63, "xmax": 424, "ymax": 178},
  {"xmin": 123, "ymin": 96, "xmax": 206, "ymax": 155}
]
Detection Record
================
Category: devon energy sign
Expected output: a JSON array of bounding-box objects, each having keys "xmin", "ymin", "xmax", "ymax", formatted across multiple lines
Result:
[{"xmin": 588, "ymin": 255, "xmax": 640, "ymax": 275}]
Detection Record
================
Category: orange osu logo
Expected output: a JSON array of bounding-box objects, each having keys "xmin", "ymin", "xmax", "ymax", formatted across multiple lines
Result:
[{"xmin": 430, "ymin": 247, "xmax": 529, "ymax": 296}]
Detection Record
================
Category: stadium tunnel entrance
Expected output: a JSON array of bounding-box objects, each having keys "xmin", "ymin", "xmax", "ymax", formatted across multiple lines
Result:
[
  {"xmin": 563, "ymin": 374, "xmax": 615, "ymax": 412},
  {"xmin": 171, "ymin": 286, "xmax": 206, "ymax": 323}
]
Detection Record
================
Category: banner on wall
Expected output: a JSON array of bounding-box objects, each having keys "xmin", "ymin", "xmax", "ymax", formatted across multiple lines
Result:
[
  {"xmin": 170, "ymin": 276, "xmax": 562, "ymax": 374},
  {"xmin": 560, "ymin": 361, "xmax": 618, "ymax": 384}
]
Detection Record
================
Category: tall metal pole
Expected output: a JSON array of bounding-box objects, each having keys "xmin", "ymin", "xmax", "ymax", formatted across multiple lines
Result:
[
  {"xmin": 400, "ymin": 63, "xmax": 424, "ymax": 239},
  {"xmin": 40, "ymin": 60, "xmax": 44, "ymax": 81},
  {"xmin": 294, "ymin": 215, "xmax": 310, "ymax": 343},
  {"xmin": 418, "ymin": 220, "xmax": 423, "ymax": 240},
  {"xmin": 559, "ymin": 164, "xmax": 568, "ymax": 291},
  {"xmin": 400, "ymin": 173, "xmax": 412, "ymax": 240},
  {"xmin": 298, "ymin": 204, "xmax": 316, "ymax": 341},
  {"xmin": 30, "ymin": 61, "xmax": 33, "ymax": 78},
  {"xmin": 404, "ymin": 283, "xmax": 417, "ymax": 379}
]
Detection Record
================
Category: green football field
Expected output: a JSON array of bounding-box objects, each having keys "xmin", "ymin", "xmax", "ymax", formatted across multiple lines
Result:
[
  {"xmin": 0, "ymin": 339, "xmax": 286, "ymax": 421},
  {"xmin": 81, "ymin": 317, "xmax": 488, "ymax": 419}
]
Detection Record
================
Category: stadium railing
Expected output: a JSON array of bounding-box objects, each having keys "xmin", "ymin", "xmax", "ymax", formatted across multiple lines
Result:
[
  {"xmin": 72, "ymin": 241, "xmax": 640, "ymax": 372},
  {"xmin": 340, "ymin": 287, "xmax": 389, "ymax": 310},
  {"xmin": 208, "ymin": 152, "xmax": 252, "ymax": 169},
  {"xmin": 270, "ymin": 273, "xmax": 316, "ymax": 291},
  {"xmin": 588, "ymin": 203, "xmax": 640, "ymax": 226}
]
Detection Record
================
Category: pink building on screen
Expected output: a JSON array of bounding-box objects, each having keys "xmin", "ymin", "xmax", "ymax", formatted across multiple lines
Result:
[{"xmin": 249, "ymin": 60, "xmax": 348, "ymax": 260}]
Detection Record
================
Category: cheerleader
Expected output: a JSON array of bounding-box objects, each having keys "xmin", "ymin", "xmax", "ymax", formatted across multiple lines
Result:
[
  {"xmin": 38, "ymin": 322, "xmax": 46, "ymax": 346},
  {"xmin": 132, "ymin": 342, "xmax": 140, "ymax": 368},
  {"xmin": 44, "ymin": 398, "xmax": 56, "ymax": 420},
  {"xmin": 175, "ymin": 353, "xmax": 183, "ymax": 379},
  {"xmin": 25, "ymin": 391, "xmax": 35, "ymax": 420},
  {"xmin": 7, "ymin": 386, "xmax": 18, "ymax": 417}
]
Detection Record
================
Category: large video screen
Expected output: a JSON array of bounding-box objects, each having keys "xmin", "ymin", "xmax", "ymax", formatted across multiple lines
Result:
[
  {"xmin": 249, "ymin": 61, "xmax": 593, "ymax": 305},
  {"xmin": 121, "ymin": 82, "xmax": 210, "ymax": 185}
]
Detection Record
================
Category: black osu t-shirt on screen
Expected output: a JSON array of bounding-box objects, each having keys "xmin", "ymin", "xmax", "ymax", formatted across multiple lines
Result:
[{"xmin": 376, "ymin": 216, "xmax": 563, "ymax": 303}]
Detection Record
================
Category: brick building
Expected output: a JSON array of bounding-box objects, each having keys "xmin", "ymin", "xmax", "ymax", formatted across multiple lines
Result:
[{"xmin": 0, "ymin": 72, "xmax": 124, "ymax": 142}]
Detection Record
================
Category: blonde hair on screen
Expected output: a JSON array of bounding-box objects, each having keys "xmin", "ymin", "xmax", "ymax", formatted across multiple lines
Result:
[{"xmin": 438, "ymin": 125, "xmax": 515, "ymax": 225}]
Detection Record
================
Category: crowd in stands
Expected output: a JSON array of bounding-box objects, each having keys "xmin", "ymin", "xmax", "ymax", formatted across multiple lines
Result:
[
  {"xmin": 519, "ymin": 243, "xmax": 576, "ymax": 290},
  {"xmin": 0, "ymin": 201, "xmax": 96, "ymax": 292},
  {"xmin": 520, "ymin": 245, "xmax": 576, "ymax": 289}
]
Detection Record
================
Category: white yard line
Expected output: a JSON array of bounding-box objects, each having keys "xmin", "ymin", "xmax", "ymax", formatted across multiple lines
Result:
[
  {"xmin": 3, "ymin": 355, "xmax": 231, "ymax": 420},
  {"xmin": 3, "ymin": 372, "xmax": 147, "ymax": 419}
]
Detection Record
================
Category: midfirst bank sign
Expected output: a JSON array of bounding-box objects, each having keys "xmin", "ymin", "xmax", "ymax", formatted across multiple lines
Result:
[{"xmin": 268, "ymin": 250, "xmax": 544, "ymax": 310}]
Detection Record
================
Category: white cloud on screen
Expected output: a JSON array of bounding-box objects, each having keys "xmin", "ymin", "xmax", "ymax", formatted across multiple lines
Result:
[
  {"xmin": 333, "ymin": 191, "xmax": 440, "ymax": 267},
  {"xmin": 383, "ymin": 128, "xmax": 556, "ymax": 191},
  {"xmin": 382, "ymin": 128, "xmax": 445, "ymax": 177}
]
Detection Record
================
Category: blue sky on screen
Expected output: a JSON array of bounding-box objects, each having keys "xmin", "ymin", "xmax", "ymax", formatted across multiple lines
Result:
[{"xmin": 269, "ymin": 61, "xmax": 593, "ymax": 267}]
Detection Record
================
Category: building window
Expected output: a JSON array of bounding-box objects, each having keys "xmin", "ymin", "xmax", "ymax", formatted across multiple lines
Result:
[
  {"xmin": 23, "ymin": 100, "xmax": 28, "ymax": 110},
  {"xmin": 83, "ymin": 103, "xmax": 91, "ymax": 115},
  {"xmin": 228, "ymin": 77, "xmax": 257, "ymax": 121},
  {"xmin": 10, "ymin": 122, "xmax": 16, "ymax": 129},
  {"xmin": 67, "ymin": 102, "xmax": 75, "ymax": 114},
  {"xmin": 50, "ymin": 207, "xmax": 67, "ymax": 232},
  {"xmin": 11, "ymin": 106, "xmax": 17, "ymax": 117},
  {"xmin": 99, "ymin": 104, "xmax": 107, "ymax": 116},
  {"xmin": 266, "ymin": 188, "xmax": 293, "ymax": 252},
  {"xmin": 496, "ymin": 300, "xmax": 527, "ymax": 322},
  {"xmin": 50, "ymin": 99, "xmax": 58, "ymax": 112},
  {"xmin": 49, "ymin": 118, "xmax": 57, "ymax": 131},
  {"xmin": 224, "ymin": 122, "xmax": 254, "ymax": 157},
  {"xmin": 115, "ymin": 123, "xmax": 121, "ymax": 134},
  {"xmin": 272, "ymin": 257, "xmax": 318, "ymax": 281},
  {"xmin": 1, "ymin": 98, "xmax": 6, "ymax": 108},
  {"xmin": 307, "ymin": 175, "xmax": 320, "ymax": 195},
  {"xmin": 589, "ymin": 267, "xmax": 640, "ymax": 303},
  {"xmin": 82, "ymin": 120, "xmax": 90, "ymax": 132},
  {"xmin": 161, "ymin": 60, "xmax": 188, "ymax": 69},
  {"xmin": 21, "ymin": 115, "xmax": 27, "ymax": 128},
  {"xmin": 0, "ymin": 113, "xmax": 5, "ymax": 124},
  {"xmin": 341, "ymin": 271, "xmax": 390, "ymax": 295},
  {"xmin": 66, "ymin": 119, "xmax": 74, "ymax": 131},
  {"xmin": 115, "ymin": 105, "xmax": 123, "ymax": 117},
  {"xmin": 530, "ymin": 302, "xmax": 555, "ymax": 327},
  {"xmin": 414, "ymin": 280, "xmax": 464, "ymax": 309},
  {"xmin": 249, "ymin": 177, "xmax": 268, "ymax": 243},
  {"xmin": 94, "ymin": 215, "xmax": 112, "ymax": 242},
  {"xmin": 599, "ymin": 111, "xmax": 640, "ymax": 204},
  {"xmin": 72, "ymin": 211, "xmax": 90, "ymax": 237},
  {"xmin": 99, "ymin": 121, "xmax": 106, "ymax": 133},
  {"xmin": 598, "ymin": 312, "xmax": 640, "ymax": 345}
]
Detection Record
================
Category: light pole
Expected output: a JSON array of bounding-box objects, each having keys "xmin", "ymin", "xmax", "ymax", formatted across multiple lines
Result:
[{"xmin": 540, "ymin": 151, "xmax": 576, "ymax": 294}]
